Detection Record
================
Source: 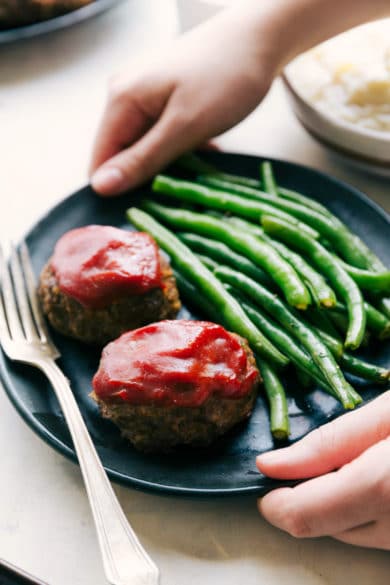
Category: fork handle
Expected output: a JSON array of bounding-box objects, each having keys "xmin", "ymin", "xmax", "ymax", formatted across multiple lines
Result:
[{"xmin": 40, "ymin": 359, "xmax": 159, "ymax": 585}]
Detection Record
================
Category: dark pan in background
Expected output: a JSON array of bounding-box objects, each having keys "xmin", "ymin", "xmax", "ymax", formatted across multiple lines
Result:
[{"xmin": 0, "ymin": 0, "xmax": 124, "ymax": 44}]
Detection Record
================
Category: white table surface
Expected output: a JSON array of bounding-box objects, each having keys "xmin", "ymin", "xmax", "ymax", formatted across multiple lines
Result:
[{"xmin": 0, "ymin": 2, "xmax": 389, "ymax": 584}]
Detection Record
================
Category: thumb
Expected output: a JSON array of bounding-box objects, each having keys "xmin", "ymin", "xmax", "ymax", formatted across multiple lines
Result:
[
  {"xmin": 90, "ymin": 103, "xmax": 205, "ymax": 196},
  {"xmin": 257, "ymin": 390, "xmax": 390, "ymax": 479}
]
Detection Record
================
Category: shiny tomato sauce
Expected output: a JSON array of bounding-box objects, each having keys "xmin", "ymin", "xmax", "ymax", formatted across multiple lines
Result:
[
  {"xmin": 92, "ymin": 320, "xmax": 259, "ymax": 407},
  {"xmin": 51, "ymin": 225, "xmax": 162, "ymax": 308}
]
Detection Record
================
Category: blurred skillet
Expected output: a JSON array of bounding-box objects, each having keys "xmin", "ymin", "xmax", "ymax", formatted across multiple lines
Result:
[{"xmin": 0, "ymin": 0, "xmax": 124, "ymax": 44}]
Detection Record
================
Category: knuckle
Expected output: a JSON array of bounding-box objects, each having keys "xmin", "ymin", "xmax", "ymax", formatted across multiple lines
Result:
[
  {"xmin": 107, "ymin": 82, "xmax": 125, "ymax": 105},
  {"xmin": 371, "ymin": 441, "xmax": 390, "ymax": 502},
  {"xmin": 283, "ymin": 507, "xmax": 313, "ymax": 539},
  {"xmin": 168, "ymin": 98, "xmax": 197, "ymax": 132},
  {"xmin": 120, "ymin": 149, "xmax": 149, "ymax": 183},
  {"xmin": 371, "ymin": 475, "xmax": 389, "ymax": 504},
  {"xmin": 309, "ymin": 424, "xmax": 337, "ymax": 457},
  {"xmin": 107, "ymin": 74, "xmax": 136, "ymax": 104},
  {"xmin": 264, "ymin": 492, "xmax": 313, "ymax": 539}
]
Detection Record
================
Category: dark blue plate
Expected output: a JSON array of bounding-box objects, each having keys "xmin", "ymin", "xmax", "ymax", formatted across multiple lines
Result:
[
  {"xmin": 0, "ymin": 0, "xmax": 124, "ymax": 44},
  {"xmin": 1, "ymin": 152, "xmax": 389, "ymax": 496}
]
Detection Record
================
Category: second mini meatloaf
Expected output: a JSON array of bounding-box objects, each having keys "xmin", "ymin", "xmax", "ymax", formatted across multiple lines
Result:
[
  {"xmin": 91, "ymin": 320, "xmax": 261, "ymax": 452},
  {"xmin": 39, "ymin": 225, "xmax": 181, "ymax": 345}
]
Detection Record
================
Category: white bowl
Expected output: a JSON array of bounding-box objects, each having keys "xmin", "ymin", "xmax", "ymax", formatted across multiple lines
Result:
[{"xmin": 282, "ymin": 72, "xmax": 390, "ymax": 177}]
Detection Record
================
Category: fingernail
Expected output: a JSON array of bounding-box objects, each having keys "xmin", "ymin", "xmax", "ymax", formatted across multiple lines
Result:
[
  {"xmin": 257, "ymin": 450, "xmax": 285, "ymax": 465},
  {"xmin": 91, "ymin": 166, "xmax": 125, "ymax": 194}
]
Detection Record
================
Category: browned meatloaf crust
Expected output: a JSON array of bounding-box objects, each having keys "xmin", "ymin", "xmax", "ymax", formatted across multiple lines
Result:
[
  {"xmin": 91, "ymin": 337, "xmax": 260, "ymax": 453},
  {"xmin": 38, "ymin": 256, "xmax": 181, "ymax": 345},
  {"xmin": 0, "ymin": 1, "xmax": 94, "ymax": 29}
]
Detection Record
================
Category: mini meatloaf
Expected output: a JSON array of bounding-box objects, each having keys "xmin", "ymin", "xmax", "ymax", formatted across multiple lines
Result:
[
  {"xmin": 91, "ymin": 320, "xmax": 260, "ymax": 452},
  {"xmin": 39, "ymin": 225, "xmax": 181, "ymax": 345}
]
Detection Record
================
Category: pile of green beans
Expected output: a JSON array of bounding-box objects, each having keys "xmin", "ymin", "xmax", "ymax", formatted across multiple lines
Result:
[
  {"xmin": 127, "ymin": 208, "xmax": 288, "ymax": 368},
  {"xmin": 126, "ymin": 157, "xmax": 390, "ymax": 440}
]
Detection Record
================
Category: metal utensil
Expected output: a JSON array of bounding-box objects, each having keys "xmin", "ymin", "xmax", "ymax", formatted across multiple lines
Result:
[
  {"xmin": 0, "ymin": 558, "xmax": 49, "ymax": 585},
  {"xmin": 0, "ymin": 241, "xmax": 159, "ymax": 585}
]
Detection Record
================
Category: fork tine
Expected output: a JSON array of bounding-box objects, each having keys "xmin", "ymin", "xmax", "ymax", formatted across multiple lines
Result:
[
  {"xmin": 0, "ymin": 241, "xmax": 24, "ymax": 341},
  {"xmin": 0, "ymin": 280, "xmax": 11, "ymax": 351},
  {"xmin": 9, "ymin": 243, "xmax": 39, "ymax": 343},
  {"xmin": 20, "ymin": 242, "xmax": 52, "ymax": 345}
]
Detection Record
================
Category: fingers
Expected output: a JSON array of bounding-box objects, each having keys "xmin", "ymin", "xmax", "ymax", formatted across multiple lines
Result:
[
  {"xmin": 89, "ymin": 73, "xmax": 176, "ymax": 190},
  {"xmin": 258, "ymin": 437, "xmax": 390, "ymax": 539},
  {"xmin": 89, "ymin": 99, "xmax": 151, "ymax": 175},
  {"xmin": 257, "ymin": 391, "xmax": 390, "ymax": 479},
  {"xmin": 91, "ymin": 99, "xmax": 208, "ymax": 196},
  {"xmin": 89, "ymin": 85, "xmax": 218, "ymax": 196},
  {"xmin": 333, "ymin": 516, "xmax": 390, "ymax": 550}
]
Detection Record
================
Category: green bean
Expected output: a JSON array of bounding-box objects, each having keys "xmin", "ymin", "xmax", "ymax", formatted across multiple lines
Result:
[
  {"xmin": 205, "ymin": 175, "xmax": 332, "ymax": 251},
  {"xmin": 262, "ymin": 214, "xmax": 366, "ymax": 350},
  {"xmin": 197, "ymin": 175, "xmax": 384, "ymax": 270},
  {"xmin": 326, "ymin": 312, "xmax": 372, "ymax": 348},
  {"xmin": 237, "ymin": 292, "xmax": 316, "ymax": 368},
  {"xmin": 175, "ymin": 152, "xmax": 217, "ymax": 175},
  {"xmin": 176, "ymin": 153, "xmax": 262, "ymax": 189},
  {"xmin": 260, "ymin": 162, "xmax": 278, "ymax": 197},
  {"xmin": 340, "ymin": 354, "xmax": 390, "ymax": 383},
  {"xmin": 295, "ymin": 368, "xmax": 313, "ymax": 390},
  {"xmin": 331, "ymin": 301, "xmax": 390, "ymax": 340},
  {"xmin": 210, "ymin": 172, "xmax": 261, "ymax": 189},
  {"xmin": 257, "ymin": 358, "xmax": 290, "ymax": 440},
  {"xmin": 196, "ymin": 254, "xmax": 219, "ymax": 271},
  {"xmin": 152, "ymin": 175, "xmax": 320, "ymax": 240},
  {"xmin": 365, "ymin": 299, "xmax": 390, "ymax": 339},
  {"xmin": 143, "ymin": 201, "xmax": 311, "ymax": 310},
  {"xmin": 225, "ymin": 215, "xmax": 264, "ymax": 236},
  {"xmin": 199, "ymin": 168, "xmax": 332, "ymax": 217},
  {"xmin": 270, "ymin": 243, "xmax": 335, "ymax": 307},
  {"xmin": 173, "ymin": 270, "xmax": 216, "ymax": 319},
  {"xmin": 178, "ymin": 232, "xmax": 274, "ymax": 289},
  {"xmin": 185, "ymin": 213, "xmax": 335, "ymax": 308},
  {"xmin": 378, "ymin": 298, "xmax": 390, "ymax": 319},
  {"xmin": 204, "ymin": 209, "xmax": 225, "ymax": 219},
  {"xmin": 333, "ymin": 257, "xmax": 390, "ymax": 294},
  {"xmin": 127, "ymin": 207, "xmax": 288, "ymax": 368},
  {"xmin": 327, "ymin": 311, "xmax": 350, "ymax": 336},
  {"xmin": 278, "ymin": 187, "xmax": 332, "ymax": 218},
  {"xmin": 304, "ymin": 309, "xmax": 342, "ymax": 341},
  {"xmin": 188, "ymin": 153, "xmax": 331, "ymax": 216},
  {"xmin": 232, "ymin": 285, "xmax": 380, "ymax": 404},
  {"xmin": 176, "ymin": 153, "xmax": 262, "ymax": 188},
  {"xmin": 237, "ymin": 296, "xmax": 335, "ymax": 394},
  {"xmin": 327, "ymin": 309, "xmax": 372, "ymax": 347},
  {"xmin": 310, "ymin": 326, "xmax": 344, "ymax": 360},
  {"xmin": 225, "ymin": 216, "xmax": 337, "ymax": 308},
  {"xmin": 260, "ymin": 160, "xmax": 331, "ymax": 220},
  {"xmin": 215, "ymin": 265, "xmax": 357, "ymax": 409},
  {"xmin": 222, "ymin": 174, "xmax": 261, "ymax": 188}
]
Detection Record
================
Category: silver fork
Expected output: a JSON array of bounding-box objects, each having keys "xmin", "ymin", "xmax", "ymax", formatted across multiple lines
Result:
[{"xmin": 0, "ymin": 241, "xmax": 160, "ymax": 585}]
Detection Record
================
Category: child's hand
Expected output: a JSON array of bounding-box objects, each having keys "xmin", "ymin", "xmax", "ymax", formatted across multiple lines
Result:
[
  {"xmin": 257, "ymin": 391, "xmax": 390, "ymax": 550},
  {"xmin": 89, "ymin": 6, "xmax": 282, "ymax": 196}
]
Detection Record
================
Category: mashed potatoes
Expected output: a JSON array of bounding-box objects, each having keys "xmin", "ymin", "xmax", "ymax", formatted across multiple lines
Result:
[{"xmin": 286, "ymin": 19, "xmax": 390, "ymax": 134}]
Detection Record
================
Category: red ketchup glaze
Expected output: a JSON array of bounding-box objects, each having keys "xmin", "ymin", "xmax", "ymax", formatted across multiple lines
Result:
[
  {"xmin": 92, "ymin": 320, "xmax": 259, "ymax": 407},
  {"xmin": 51, "ymin": 225, "xmax": 162, "ymax": 308}
]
